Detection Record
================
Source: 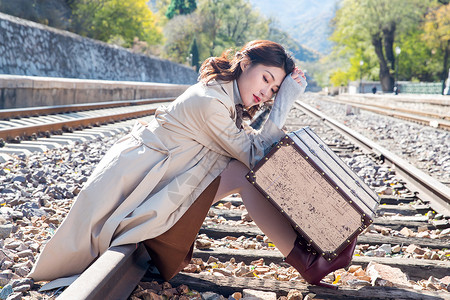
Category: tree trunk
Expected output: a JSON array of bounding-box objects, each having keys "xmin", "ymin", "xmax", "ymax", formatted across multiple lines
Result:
[
  {"xmin": 372, "ymin": 34, "xmax": 394, "ymax": 92},
  {"xmin": 208, "ymin": 8, "xmax": 218, "ymax": 56},
  {"xmin": 441, "ymin": 40, "xmax": 449, "ymax": 94},
  {"xmin": 383, "ymin": 22, "xmax": 396, "ymax": 71}
]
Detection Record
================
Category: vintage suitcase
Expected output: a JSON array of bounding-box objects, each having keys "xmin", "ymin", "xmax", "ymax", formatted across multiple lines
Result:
[{"xmin": 247, "ymin": 126, "xmax": 380, "ymax": 261}]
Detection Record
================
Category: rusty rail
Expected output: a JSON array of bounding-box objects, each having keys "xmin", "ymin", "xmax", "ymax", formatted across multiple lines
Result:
[
  {"xmin": 57, "ymin": 244, "xmax": 150, "ymax": 300},
  {"xmin": 0, "ymin": 98, "xmax": 174, "ymax": 120},
  {"xmin": 0, "ymin": 99, "xmax": 173, "ymax": 141},
  {"xmin": 325, "ymin": 97, "xmax": 450, "ymax": 130}
]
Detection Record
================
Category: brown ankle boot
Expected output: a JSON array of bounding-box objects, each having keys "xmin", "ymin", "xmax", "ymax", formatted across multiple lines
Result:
[{"xmin": 284, "ymin": 236, "xmax": 357, "ymax": 289}]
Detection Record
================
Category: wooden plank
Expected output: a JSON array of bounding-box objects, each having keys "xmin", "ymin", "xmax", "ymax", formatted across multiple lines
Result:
[
  {"xmin": 209, "ymin": 208, "xmax": 243, "ymax": 220},
  {"xmin": 351, "ymin": 256, "xmax": 450, "ymax": 281},
  {"xmin": 432, "ymin": 219, "xmax": 450, "ymax": 229},
  {"xmin": 378, "ymin": 196, "xmax": 417, "ymax": 205},
  {"xmin": 357, "ymin": 234, "xmax": 450, "ymax": 249},
  {"xmin": 192, "ymin": 248, "xmax": 450, "ymax": 281},
  {"xmin": 200, "ymin": 225, "xmax": 450, "ymax": 249},
  {"xmin": 374, "ymin": 218, "xmax": 433, "ymax": 231},
  {"xmin": 162, "ymin": 273, "xmax": 447, "ymax": 300},
  {"xmin": 215, "ymin": 197, "xmax": 243, "ymax": 207},
  {"xmin": 377, "ymin": 204, "xmax": 425, "ymax": 216},
  {"xmin": 209, "ymin": 208, "xmax": 434, "ymax": 230},
  {"xmin": 200, "ymin": 224, "xmax": 262, "ymax": 238}
]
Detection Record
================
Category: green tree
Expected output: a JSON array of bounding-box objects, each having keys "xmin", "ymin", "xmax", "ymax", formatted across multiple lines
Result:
[
  {"xmin": 162, "ymin": 0, "xmax": 268, "ymax": 64},
  {"xmin": 198, "ymin": 0, "xmax": 268, "ymax": 57},
  {"xmin": 189, "ymin": 37, "xmax": 200, "ymax": 71},
  {"xmin": 330, "ymin": 0, "xmax": 432, "ymax": 91},
  {"xmin": 162, "ymin": 13, "xmax": 199, "ymax": 64},
  {"xmin": 68, "ymin": 0, "xmax": 105, "ymax": 37},
  {"xmin": 329, "ymin": 69, "xmax": 350, "ymax": 87},
  {"xmin": 152, "ymin": 0, "xmax": 171, "ymax": 27},
  {"xmin": 0, "ymin": 0, "xmax": 71, "ymax": 29},
  {"xmin": 166, "ymin": 0, "xmax": 197, "ymax": 19},
  {"xmin": 423, "ymin": 3, "xmax": 450, "ymax": 93},
  {"xmin": 70, "ymin": 0, "xmax": 162, "ymax": 47}
]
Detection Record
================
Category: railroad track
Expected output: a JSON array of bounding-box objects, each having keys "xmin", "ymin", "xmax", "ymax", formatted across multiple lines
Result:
[
  {"xmin": 295, "ymin": 101, "xmax": 450, "ymax": 219},
  {"xmin": 0, "ymin": 98, "xmax": 176, "ymax": 163},
  {"xmin": 47, "ymin": 95, "xmax": 450, "ymax": 300},
  {"xmin": 324, "ymin": 96, "xmax": 450, "ymax": 131},
  {"xmin": 0, "ymin": 98, "xmax": 174, "ymax": 144}
]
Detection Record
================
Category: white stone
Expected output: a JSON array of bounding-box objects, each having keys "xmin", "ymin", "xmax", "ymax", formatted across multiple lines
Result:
[
  {"xmin": 391, "ymin": 245, "xmax": 401, "ymax": 253},
  {"xmin": 243, "ymin": 289, "xmax": 277, "ymax": 300},
  {"xmin": 440, "ymin": 228, "xmax": 450, "ymax": 236},
  {"xmin": 366, "ymin": 262, "xmax": 410, "ymax": 288},
  {"xmin": 378, "ymin": 244, "xmax": 392, "ymax": 254}
]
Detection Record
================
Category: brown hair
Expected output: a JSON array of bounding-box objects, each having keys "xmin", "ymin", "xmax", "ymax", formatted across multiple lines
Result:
[{"xmin": 199, "ymin": 40, "xmax": 295, "ymax": 118}]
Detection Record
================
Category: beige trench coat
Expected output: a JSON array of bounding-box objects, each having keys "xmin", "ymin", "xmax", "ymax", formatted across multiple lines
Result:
[{"xmin": 29, "ymin": 80, "xmax": 285, "ymax": 281}]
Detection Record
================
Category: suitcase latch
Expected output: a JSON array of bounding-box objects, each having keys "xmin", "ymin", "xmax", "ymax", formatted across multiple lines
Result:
[{"xmin": 308, "ymin": 148, "xmax": 317, "ymax": 156}]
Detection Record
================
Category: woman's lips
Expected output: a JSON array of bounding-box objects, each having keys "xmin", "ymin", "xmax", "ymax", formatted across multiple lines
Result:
[{"xmin": 253, "ymin": 94, "xmax": 261, "ymax": 103}]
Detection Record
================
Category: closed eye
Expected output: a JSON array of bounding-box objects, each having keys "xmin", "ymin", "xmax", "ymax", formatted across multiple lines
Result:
[{"xmin": 263, "ymin": 76, "xmax": 268, "ymax": 83}]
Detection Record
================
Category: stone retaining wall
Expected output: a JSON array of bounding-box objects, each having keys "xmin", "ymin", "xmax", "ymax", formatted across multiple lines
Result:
[{"xmin": 0, "ymin": 12, "xmax": 197, "ymax": 85}]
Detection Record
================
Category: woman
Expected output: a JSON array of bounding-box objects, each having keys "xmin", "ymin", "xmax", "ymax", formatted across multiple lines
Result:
[{"xmin": 29, "ymin": 40, "xmax": 348, "ymax": 289}]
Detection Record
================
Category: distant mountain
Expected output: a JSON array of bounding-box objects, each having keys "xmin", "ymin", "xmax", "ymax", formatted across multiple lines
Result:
[
  {"xmin": 249, "ymin": 0, "xmax": 339, "ymax": 54},
  {"xmin": 268, "ymin": 26, "xmax": 321, "ymax": 62}
]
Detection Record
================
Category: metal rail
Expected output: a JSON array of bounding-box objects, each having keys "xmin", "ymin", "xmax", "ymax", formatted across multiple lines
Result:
[
  {"xmin": 324, "ymin": 97, "xmax": 450, "ymax": 130},
  {"xmin": 295, "ymin": 101, "xmax": 450, "ymax": 217},
  {"xmin": 0, "ymin": 99, "xmax": 173, "ymax": 141},
  {"xmin": 57, "ymin": 244, "xmax": 150, "ymax": 300},
  {"xmin": 0, "ymin": 98, "xmax": 175, "ymax": 120},
  {"xmin": 337, "ymin": 93, "xmax": 450, "ymax": 106}
]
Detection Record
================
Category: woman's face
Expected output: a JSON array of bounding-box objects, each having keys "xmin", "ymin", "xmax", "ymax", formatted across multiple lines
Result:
[{"xmin": 237, "ymin": 62, "xmax": 286, "ymax": 108}]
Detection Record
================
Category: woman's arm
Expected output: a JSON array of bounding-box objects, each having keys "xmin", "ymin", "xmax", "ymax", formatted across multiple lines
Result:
[
  {"xmin": 199, "ymin": 99, "xmax": 285, "ymax": 169},
  {"xmin": 268, "ymin": 69, "xmax": 307, "ymax": 129}
]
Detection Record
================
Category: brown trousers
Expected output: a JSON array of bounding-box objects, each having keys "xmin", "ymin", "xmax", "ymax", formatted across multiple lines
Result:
[{"xmin": 143, "ymin": 160, "xmax": 296, "ymax": 280}]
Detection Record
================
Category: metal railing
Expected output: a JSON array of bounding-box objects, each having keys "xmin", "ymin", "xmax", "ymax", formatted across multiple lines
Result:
[{"xmin": 400, "ymin": 82, "xmax": 443, "ymax": 94}]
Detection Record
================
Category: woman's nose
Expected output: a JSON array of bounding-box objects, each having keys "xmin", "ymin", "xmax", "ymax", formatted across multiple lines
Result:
[{"xmin": 261, "ymin": 86, "xmax": 270, "ymax": 98}]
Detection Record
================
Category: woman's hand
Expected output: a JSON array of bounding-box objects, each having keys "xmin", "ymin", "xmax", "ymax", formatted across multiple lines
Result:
[
  {"xmin": 268, "ymin": 67, "xmax": 307, "ymax": 129},
  {"xmin": 290, "ymin": 67, "xmax": 306, "ymax": 84}
]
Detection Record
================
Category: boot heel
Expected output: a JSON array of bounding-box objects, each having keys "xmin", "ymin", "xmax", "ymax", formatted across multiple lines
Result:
[{"xmin": 285, "ymin": 237, "xmax": 357, "ymax": 290}]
